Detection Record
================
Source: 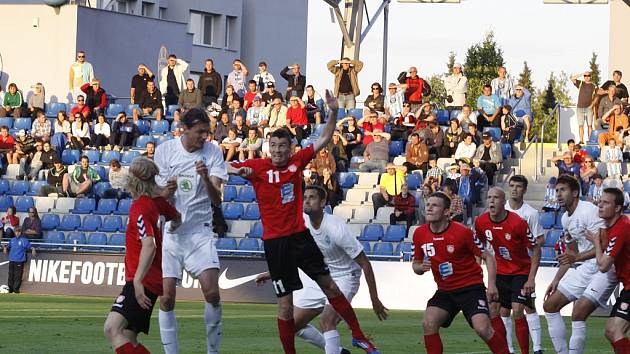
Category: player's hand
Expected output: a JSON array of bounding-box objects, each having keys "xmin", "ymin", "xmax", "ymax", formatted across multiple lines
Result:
[
  {"xmin": 522, "ymin": 278, "xmax": 535, "ymax": 296},
  {"xmin": 421, "ymin": 259, "xmax": 431, "ymax": 273},
  {"xmin": 164, "ymin": 177, "xmax": 177, "ymax": 196},
  {"xmin": 133, "ymin": 281, "xmax": 152, "ymax": 310},
  {"xmin": 486, "ymin": 285, "xmax": 499, "ymax": 302},
  {"xmin": 235, "ymin": 167, "xmax": 253, "ymax": 177},
  {"xmin": 196, "ymin": 160, "xmax": 209, "ymax": 180},
  {"xmin": 557, "ymin": 248, "xmax": 577, "ymax": 266},
  {"xmin": 545, "ymin": 280, "xmax": 559, "ymax": 301},
  {"xmin": 325, "ymin": 89, "xmax": 339, "ymax": 112},
  {"xmin": 168, "ymin": 219, "xmax": 182, "ymax": 233},
  {"xmin": 371, "ymin": 297, "xmax": 389, "ymax": 321},
  {"xmin": 255, "ymin": 272, "xmax": 271, "ymax": 285}
]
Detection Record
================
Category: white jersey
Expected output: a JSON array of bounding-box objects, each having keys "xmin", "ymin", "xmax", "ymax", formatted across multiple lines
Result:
[
  {"xmin": 561, "ymin": 200, "xmax": 606, "ymax": 265},
  {"xmin": 155, "ymin": 138, "xmax": 228, "ymax": 235},
  {"xmin": 303, "ymin": 213, "xmax": 363, "ymax": 278},
  {"xmin": 505, "ymin": 201, "xmax": 544, "ymax": 238}
]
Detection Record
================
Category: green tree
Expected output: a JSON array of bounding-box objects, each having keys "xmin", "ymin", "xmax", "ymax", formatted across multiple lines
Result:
[
  {"xmin": 531, "ymin": 72, "xmax": 573, "ymax": 142},
  {"xmin": 464, "ymin": 31, "xmax": 504, "ymax": 107},
  {"xmin": 427, "ymin": 74, "xmax": 446, "ymax": 109},
  {"xmin": 589, "ymin": 52, "xmax": 601, "ymax": 86},
  {"xmin": 446, "ymin": 51, "xmax": 456, "ymax": 75},
  {"xmin": 517, "ymin": 61, "xmax": 534, "ymax": 92}
]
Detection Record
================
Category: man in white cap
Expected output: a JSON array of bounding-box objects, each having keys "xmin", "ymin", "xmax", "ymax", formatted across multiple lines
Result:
[{"xmin": 444, "ymin": 62, "xmax": 468, "ymax": 110}]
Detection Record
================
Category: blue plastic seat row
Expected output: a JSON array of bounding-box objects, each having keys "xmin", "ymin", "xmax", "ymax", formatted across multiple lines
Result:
[
  {"xmin": 215, "ymin": 238, "xmax": 261, "ymax": 256},
  {"xmin": 71, "ymin": 198, "xmax": 131, "ymax": 215},
  {"xmin": 222, "ymin": 185, "xmax": 256, "ymax": 202},
  {"xmin": 42, "ymin": 213, "xmax": 127, "ymax": 232},
  {"xmin": 44, "ymin": 231, "xmax": 126, "ymax": 247},
  {"xmin": 222, "ymin": 203, "xmax": 260, "ymax": 220},
  {"xmin": 358, "ymin": 224, "xmax": 407, "ymax": 242}
]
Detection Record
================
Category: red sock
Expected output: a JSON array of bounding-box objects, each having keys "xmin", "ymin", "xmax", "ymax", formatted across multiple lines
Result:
[
  {"xmin": 132, "ymin": 343, "xmax": 150, "ymax": 354},
  {"xmin": 115, "ymin": 342, "xmax": 135, "ymax": 354},
  {"xmin": 277, "ymin": 318, "xmax": 296, "ymax": 354},
  {"xmin": 514, "ymin": 317, "xmax": 530, "ymax": 354},
  {"xmin": 328, "ymin": 294, "xmax": 367, "ymax": 340},
  {"xmin": 613, "ymin": 337, "xmax": 630, "ymax": 354},
  {"xmin": 491, "ymin": 316, "xmax": 507, "ymax": 340},
  {"xmin": 486, "ymin": 330, "xmax": 511, "ymax": 354},
  {"xmin": 424, "ymin": 333, "xmax": 443, "ymax": 354}
]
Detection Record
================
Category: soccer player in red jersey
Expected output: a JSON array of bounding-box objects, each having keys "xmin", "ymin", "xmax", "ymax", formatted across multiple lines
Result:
[
  {"xmin": 228, "ymin": 90, "xmax": 380, "ymax": 354},
  {"xmin": 475, "ymin": 187, "xmax": 541, "ymax": 354},
  {"xmin": 413, "ymin": 191, "xmax": 510, "ymax": 354},
  {"xmin": 588, "ymin": 187, "xmax": 630, "ymax": 354},
  {"xmin": 104, "ymin": 157, "xmax": 181, "ymax": 354}
]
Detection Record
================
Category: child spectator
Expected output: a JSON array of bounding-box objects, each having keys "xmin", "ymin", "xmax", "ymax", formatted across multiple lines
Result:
[
  {"xmin": 604, "ymin": 138, "xmax": 623, "ymax": 180},
  {"xmin": 3, "ymin": 226, "xmax": 36, "ymax": 293},
  {"xmin": 1, "ymin": 206, "xmax": 19, "ymax": 238},
  {"xmin": 425, "ymin": 155, "xmax": 443, "ymax": 186},
  {"xmin": 587, "ymin": 174, "xmax": 604, "ymax": 205},
  {"xmin": 445, "ymin": 163, "xmax": 461, "ymax": 185}
]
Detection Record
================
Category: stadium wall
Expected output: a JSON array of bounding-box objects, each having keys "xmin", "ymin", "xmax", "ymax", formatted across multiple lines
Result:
[{"xmin": 609, "ymin": 0, "xmax": 630, "ymax": 79}]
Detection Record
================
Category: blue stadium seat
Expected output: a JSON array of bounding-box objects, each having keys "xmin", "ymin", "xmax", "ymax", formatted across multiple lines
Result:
[
  {"xmin": 223, "ymin": 185, "xmax": 237, "ymax": 202},
  {"xmin": 108, "ymin": 233, "xmax": 126, "ymax": 246},
  {"xmin": 389, "ymin": 140, "xmax": 404, "ymax": 156},
  {"xmin": 238, "ymin": 238, "xmax": 260, "ymax": 255},
  {"xmin": 337, "ymin": 108, "xmax": 347, "ymax": 119},
  {"xmin": 360, "ymin": 241, "xmax": 372, "ymax": 255},
  {"xmin": 589, "ymin": 129, "xmax": 607, "ymax": 145},
  {"xmin": 248, "ymin": 222, "xmax": 263, "ymax": 238},
  {"xmin": 436, "ymin": 109, "xmax": 450, "ymax": 125},
  {"xmin": 27, "ymin": 181, "xmax": 48, "ymax": 196},
  {"xmin": 396, "ymin": 242, "xmax": 414, "ymax": 261},
  {"xmin": 243, "ymin": 204, "xmax": 260, "ymax": 220},
  {"xmin": 483, "ymin": 127, "xmax": 502, "ymax": 142},
  {"xmin": 0, "ymin": 195, "xmax": 13, "ymax": 210},
  {"xmin": 88, "ymin": 232, "xmax": 108, "ymax": 247},
  {"xmin": 114, "ymin": 199, "xmax": 132, "ymax": 215},
  {"xmin": 540, "ymin": 212, "xmax": 555, "ymax": 229},
  {"xmin": 541, "ymin": 247, "xmax": 556, "ymax": 263},
  {"xmin": 125, "ymin": 104, "xmax": 141, "ymax": 117},
  {"xmin": 41, "ymin": 214, "xmax": 60, "ymax": 231},
  {"xmin": 66, "ymin": 232, "xmax": 87, "ymax": 246},
  {"xmin": 235, "ymin": 186, "xmax": 256, "ymax": 202},
  {"xmin": 223, "ymin": 203, "xmax": 244, "ymax": 220},
  {"xmin": 13, "ymin": 118, "xmax": 32, "ymax": 131},
  {"xmin": 406, "ymin": 174, "xmax": 422, "ymax": 190},
  {"xmin": 166, "ymin": 105, "xmax": 179, "ymax": 118},
  {"xmin": 501, "ymin": 143, "xmax": 512, "ymax": 160},
  {"xmin": 14, "ymin": 196, "xmax": 34, "ymax": 212},
  {"xmin": 82, "ymin": 150, "xmax": 100, "ymax": 164},
  {"xmin": 0, "ymin": 180, "xmax": 9, "ymax": 195},
  {"xmin": 373, "ymin": 242, "xmax": 394, "ymax": 256},
  {"xmin": 61, "ymin": 149, "xmax": 81, "ymax": 165},
  {"xmin": 94, "ymin": 198, "xmax": 118, "ymax": 215},
  {"xmin": 100, "ymin": 216, "xmax": 123, "ymax": 232},
  {"xmin": 106, "ymin": 104, "xmax": 125, "ymax": 118},
  {"xmin": 79, "ymin": 215, "xmax": 102, "ymax": 232},
  {"xmin": 359, "ymin": 224, "xmax": 384, "ymax": 241},
  {"xmin": 45, "ymin": 103, "xmax": 67, "ymax": 118},
  {"xmin": 121, "ymin": 150, "xmax": 140, "ymax": 164},
  {"xmin": 545, "ymin": 230, "xmax": 562, "ymax": 247},
  {"xmin": 624, "ymin": 181, "xmax": 630, "ymax": 194},
  {"xmin": 8, "ymin": 181, "xmax": 30, "ymax": 196},
  {"xmin": 216, "ymin": 238, "xmax": 237, "ymax": 255},
  {"xmin": 135, "ymin": 119, "xmax": 151, "ymax": 135},
  {"xmin": 101, "ymin": 150, "xmax": 121, "ymax": 165},
  {"xmin": 93, "ymin": 182, "xmax": 112, "ymax": 198},
  {"xmin": 553, "ymin": 215, "xmax": 563, "ymax": 230},
  {"xmin": 348, "ymin": 108, "xmax": 363, "ymax": 120},
  {"xmin": 227, "ymin": 175, "xmax": 248, "ymax": 185},
  {"xmin": 150, "ymin": 120, "xmax": 170, "ymax": 134},
  {"xmin": 135, "ymin": 135, "xmax": 154, "ymax": 148},
  {"xmin": 44, "ymin": 231, "xmax": 65, "ymax": 246},
  {"xmin": 338, "ymin": 172, "xmax": 356, "ymax": 188},
  {"xmin": 155, "ymin": 134, "xmax": 172, "ymax": 146},
  {"xmin": 324, "ymin": 205, "xmax": 332, "ymax": 214},
  {"xmin": 449, "ymin": 109, "xmax": 462, "ymax": 120},
  {"xmin": 0, "ymin": 117, "xmax": 13, "ymax": 129},
  {"xmin": 583, "ymin": 145, "xmax": 600, "ymax": 161},
  {"xmin": 383, "ymin": 225, "xmax": 406, "ymax": 242},
  {"xmin": 71, "ymin": 198, "xmax": 96, "ymax": 214},
  {"xmin": 58, "ymin": 214, "xmax": 82, "ymax": 231}
]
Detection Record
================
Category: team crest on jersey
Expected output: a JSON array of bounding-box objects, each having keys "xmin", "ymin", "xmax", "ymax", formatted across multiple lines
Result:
[
  {"xmin": 478, "ymin": 299, "xmax": 486, "ymax": 307},
  {"xmin": 621, "ymin": 302, "xmax": 629, "ymax": 311},
  {"xmin": 116, "ymin": 295, "xmax": 125, "ymax": 303},
  {"xmin": 505, "ymin": 233, "xmax": 511, "ymax": 241},
  {"xmin": 288, "ymin": 164, "xmax": 297, "ymax": 172},
  {"xmin": 179, "ymin": 179, "xmax": 193, "ymax": 192},
  {"xmin": 447, "ymin": 245, "xmax": 455, "ymax": 253}
]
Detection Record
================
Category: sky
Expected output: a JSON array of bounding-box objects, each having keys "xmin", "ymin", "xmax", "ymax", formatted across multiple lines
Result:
[{"xmin": 305, "ymin": 0, "xmax": 611, "ymax": 100}]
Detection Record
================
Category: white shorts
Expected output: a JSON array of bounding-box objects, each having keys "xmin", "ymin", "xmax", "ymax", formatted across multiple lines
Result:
[
  {"xmin": 293, "ymin": 271, "xmax": 361, "ymax": 309},
  {"xmin": 558, "ymin": 261, "xmax": 618, "ymax": 308},
  {"xmin": 162, "ymin": 228, "xmax": 220, "ymax": 279}
]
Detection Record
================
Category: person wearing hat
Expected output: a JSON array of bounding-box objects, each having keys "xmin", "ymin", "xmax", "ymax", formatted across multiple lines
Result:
[
  {"xmin": 508, "ymin": 84, "xmax": 533, "ymax": 142},
  {"xmin": 3, "ymin": 226, "xmax": 36, "ymax": 293},
  {"xmin": 246, "ymin": 95, "xmax": 267, "ymax": 134},
  {"xmin": 253, "ymin": 61, "xmax": 276, "ymax": 92},
  {"xmin": 327, "ymin": 57, "xmax": 364, "ymax": 110},
  {"xmin": 384, "ymin": 82, "xmax": 406, "ymax": 118},
  {"xmin": 458, "ymin": 163, "xmax": 474, "ymax": 221},
  {"xmin": 261, "ymin": 81, "xmax": 283, "ymax": 107},
  {"xmin": 474, "ymin": 133, "xmax": 503, "ymax": 185},
  {"xmin": 372, "ymin": 162, "xmax": 406, "ymax": 217},
  {"xmin": 359, "ymin": 129, "xmax": 390, "ymax": 173},
  {"xmin": 445, "ymin": 163, "xmax": 461, "ymax": 184},
  {"xmin": 444, "ymin": 62, "xmax": 468, "ymax": 110},
  {"xmin": 80, "ymin": 78, "xmax": 107, "ymax": 120},
  {"xmin": 571, "ymin": 71, "xmax": 598, "ymax": 144}
]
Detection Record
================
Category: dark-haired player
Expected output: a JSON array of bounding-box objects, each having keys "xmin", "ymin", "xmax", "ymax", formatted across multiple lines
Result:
[{"xmin": 413, "ymin": 191, "xmax": 510, "ymax": 354}]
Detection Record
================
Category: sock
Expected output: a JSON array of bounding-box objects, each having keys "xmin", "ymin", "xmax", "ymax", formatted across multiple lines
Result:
[
  {"xmin": 569, "ymin": 320, "xmax": 586, "ymax": 354},
  {"xmin": 296, "ymin": 324, "xmax": 325, "ymax": 349},
  {"xmin": 159, "ymin": 309, "xmax": 179, "ymax": 354},
  {"xmin": 545, "ymin": 312, "xmax": 569, "ymax": 354},
  {"xmin": 115, "ymin": 343, "xmax": 135, "ymax": 354},
  {"xmin": 204, "ymin": 302, "xmax": 223, "ymax": 354},
  {"xmin": 486, "ymin": 330, "xmax": 511, "ymax": 354},
  {"xmin": 612, "ymin": 338, "xmax": 630, "ymax": 354},
  {"xmin": 277, "ymin": 318, "xmax": 296, "ymax": 354},
  {"xmin": 324, "ymin": 330, "xmax": 342, "ymax": 354},
  {"xmin": 501, "ymin": 316, "xmax": 514, "ymax": 353},
  {"xmin": 514, "ymin": 317, "xmax": 530, "ymax": 354},
  {"xmin": 328, "ymin": 294, "xmax": 366, "ymax": 340},
  {"xmin": 491, "ymin": 316, "xmax": 507, "ymax": 341},
  {"xmin": 132, "ymin": 343, "xmax": 150, "ymax": 354},
  {"xmin": 424, "ymin": 333, "xmax": 443, "ymax": 354},
  {"xmin": 526, "ymin": 312, "xmax": 543, "ymax": 351}
]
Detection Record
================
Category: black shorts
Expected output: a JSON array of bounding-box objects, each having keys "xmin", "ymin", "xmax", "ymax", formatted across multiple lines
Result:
[
  {"xmin": 110, "ymin": 282, "xmax": 158, "ymax": 334},
  {"xmin": 263, "ymin": 229, "xmax": 330, "ymax": 297},
  {"xmin": 427, "ymin": 284, "xmax": 490, "ymax": 328},
  {"xmin": 496, "ymin": 274, "xmax": 535, "ymax": 310},
  {"xmin": 611, "ymin": 289, "xmax": 630, "ymax": 321}
]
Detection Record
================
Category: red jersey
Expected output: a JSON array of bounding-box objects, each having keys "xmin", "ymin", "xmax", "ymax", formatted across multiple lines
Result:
[
  {"xmin": 287, "ymin": 106, "xmax": 308, "ymax": 126},
  {"xmin": 70, "ymin": 104, "xmax": 91, "ymax": 118},
  {"xmin": 231, "ymin": 145, "xmax": 314, "ymax": 240},
  {"xmin": 405, "ymin": 77, "xmax": 426, "ymax": 103},
  {"xmin": 125, "ymin": 196, "xmax": 178, "ymax": 295},
  {"xmin": 413, "ymin": 221, "xmax": 485, "ymax": 292},
  {"xmin": 475, "ymin": 211, "xmax": 536, "ymax": 276},
  {"xmin": 361, "ymin": 122, "xmax": 385, "ymax": 146},
  {"xmin": 605, "ymin": 215, "xmax": 630, "ymax": 290},
  {"xmin": 243, "ymin": 92, "xmax": 258, "ymax": 110},
  {"xmin": 0, "ymin": 134, "xmax": 15, "ymax": 150}
]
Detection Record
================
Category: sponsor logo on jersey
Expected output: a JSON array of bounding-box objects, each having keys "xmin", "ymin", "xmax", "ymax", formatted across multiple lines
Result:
[
  {"xmin": 478, "ymin": 299, "xmax": 486, "ymax": 307},
  {"xmin": 621, "ymin": 302, "xmax": 628, "ymax": 311},
  {"xmin": 433, "ymin": 237, "xmax": 444, "ymax": 241},
  {"xmin": 447, "ymin": 245, "xmax": 454, "ymax": 253},
  {"xmin": 116, "ymin": 295, "xmax": 125, "ymax": 303},
  {"xmin": 288, "ymin": 164, "xmax": 297, "ymax": 173},
  {"xmin": 179, "ymin": 178, "xmax": 193, "ymax": 192},
  {"xmin": 505, "ymin": 233, "xmax": 511, "ymax": 241}
]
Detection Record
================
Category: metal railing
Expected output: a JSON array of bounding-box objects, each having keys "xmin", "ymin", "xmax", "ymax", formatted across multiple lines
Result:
[{"xmin": 519, "ymin": 103, "xmax": 561, "ymax": 182}]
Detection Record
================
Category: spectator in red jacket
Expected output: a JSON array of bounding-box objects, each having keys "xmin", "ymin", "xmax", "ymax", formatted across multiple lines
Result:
[
  {"xmin": 1, "ymin": 206, "xmax": 19, "ymax": 238},
  {"xmin": 0, "ymin": 125, "xmax": 16, "ymax": 167},
  {"xmin": 389, "ymin": 183, "xmax": 416, "ymax": 234},
  {"xmin": 286, "ymin": 96, "xmax": 310, "ymax": 143},
  {"xmin": 70, "ymin": 95, "xmax": 91, "ymax": 121},
  {"xmin": 398, "ymin": 67, "xmax": 431, "ymax": 111},
  {"xmin": 80, "ymin": 79, "xmax": 107, "ymax": 121}
]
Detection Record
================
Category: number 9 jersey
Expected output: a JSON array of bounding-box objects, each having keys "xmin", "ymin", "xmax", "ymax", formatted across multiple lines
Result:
[{"xmin": 413, "ymin": 221, "xmax": 486, "ymax": 291}]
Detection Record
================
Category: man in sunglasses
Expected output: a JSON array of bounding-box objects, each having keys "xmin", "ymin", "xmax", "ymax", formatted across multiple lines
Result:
[
  {"xmin": 69, "ymin": 51, "xmax": 95, "ymax": 103},
  {"xmin": 571, "ymin": 71, "xmax": 598, "ymax": 145},
  {"xmin": 70, "ymin": 95, "xmax": 91, "ymax": 121}
]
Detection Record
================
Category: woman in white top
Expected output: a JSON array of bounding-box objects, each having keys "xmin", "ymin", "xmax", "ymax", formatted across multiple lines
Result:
[
  {"xmin": 93, "ymin": 113, "xmax": 111, "ymax": 149},
  {"xmin": 453, "ymin": 133, "xmax": 477, "ymax": 164},
  {"xmin": 55, "ymin": 111, "xmax": 72, "ymax": 135},
  {"xmin": 71, "ymin": 116, "xmax": 91, "ymax": 148}
]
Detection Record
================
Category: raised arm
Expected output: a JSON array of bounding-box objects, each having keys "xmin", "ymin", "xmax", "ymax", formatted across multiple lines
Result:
[
  {"xmin": 313, "ymin": 90, "xmax": 339, "ymax": 153},
  {"xmin": 354, "ymin": 252, "xmax": 388, "ymax": 320}
]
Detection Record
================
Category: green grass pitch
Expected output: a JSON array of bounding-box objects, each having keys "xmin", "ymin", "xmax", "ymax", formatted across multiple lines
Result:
[{"xmin": 0, "ymin": 294, "xmax": 614, "ymax": 353}]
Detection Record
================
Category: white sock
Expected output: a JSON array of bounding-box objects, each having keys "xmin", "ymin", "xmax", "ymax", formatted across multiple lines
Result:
[
  {"xmin": 323, "ymin": 330, "xmax": 342, "ymax": 354},
  {"xmin": 545, "ymin": 312, "xmax": 569, "ymax": 354},
  {"xmin": 204, "ymin": 302, "xmax": 223, "ymax": 354},
  {"xmin": 159, "ymin": 309, "xmax": 179, "ymax": 354},
  {"xmin": 526, "ymin": 312, "xmax": 543, "ymax": 351},
  {"xmin": 501, "ymin": 316, "xmax": 514, "ymax": 353},
  {"xmin": 569, "ymin": 320, "xmax": 586, "ymax": 354},
  {"xmin": 296, "ymin": 324, "xmax": 326, "ymax": 349}
]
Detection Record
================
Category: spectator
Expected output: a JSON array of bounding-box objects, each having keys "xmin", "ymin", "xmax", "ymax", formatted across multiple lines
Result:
[
  {"xmin": 264, "ymin": 98, "xmax": 288, "ymax": 134},
  {"xmin": 141, "ymin": 142, "xmax": 155, "ymax": 160},
  {"xmin": 580, "ymin": 155, "xmax": 598, "ymax": 193},
  {"xmin": 327, "ymin": 130, "xmax": 349, "ymax": 172},
  {"xmin": 129, "ymin": 64, "xmax": 155, "ymax": 105},
  {"xmin": 261, "ymin": 82, "xmax": 283, "ymax": 107},
  {"xmin": 11, "ymin": 130, "xmax": 35, "ymax": 164},
  {"xmin": 3, "ymin": 226, "xmax": 36, "ymax": 293},
  {"xmin": 22, "ymin": 207, "xmax": 42, "ymax": 239},
  {"xmin": 134, "ymin": 81, "xmax": 163, "ymax": 121},
  {"xmin": 321, "ymin": 167, "xmax": 342, "ymax": 208},
  {"xmin": 458, "ymin": 163, "xmax": 475, "ymax": 221},
  {"xmin": 604, "ymin": 138, "xmax": 623, "ymax": 180},
  {"xmin": 336, "ymin": 115, "xmax": 363, "ymax": 157},
  {"xmin": 220, "ymin": 129, "xmax": 242, "ymax": 161},
  {"xmin": 0, "ymin": 125, "xmax": 16, "ymax": 167},
  {"xmin": 444, "ymin": 63, "xmax": 468, "ymax": 110},
  {"xmin": 398, "ymin": 66, "xmax": 431, "ymax": 111},
  {"xmin": 198, "ymin": 59, "xmax": 223, "ymax": 106},
  {"xmin": 221, "ymin": 85, "xmax": 242, "ymax": 112},
  {"xmin": 68, "ymin": 51, "xmax": 95, "ymax": 102},
  {"xmin": 1, "ymin": 206, "xmax": 19, "ymax": 238},
  {"xmin": 246, "ymin": 96, "xmax": 267, "ymax": 132},
  {"xmin": 597, "ymin": 85, "xmax": 623, "ymax": 125},
  {"xmin": 70, "ymin": 94, "xmax": 91, "ymax": 120},
  {"xmin": 425, "ymin": 122, "xmax": 445, "ymax": 156},
  {"xmin": 233, "ymin": 115, "xmax": 249, "ymax": 140},
  {"xmin": 281, "ymin": 63, "xmax": 306, "ymax": 101},
  {"xmin": 469, "ymin": 160, "xmax": 487, "ymax": 205},
  {"xmin": 457, "ymin": 104, "xmax": 477, "ymax": 133},
  {"xmin": 70, "ymin": 155, "xmax": 101, "ymax": 196},
  {"xmin": 442, "ymin": 181, "xmax": 464, "ymax": 222},
  {"xmin": 474, "ymin": 132, "xmax": 503, "ymax": 185},
  {"xmin": 404, "ymin": 133, "xmax": 429, "ymax": 174},
  {"xmin": 570, "ymin": 140, "xmax": 589, "ymax": 165},
  {"xmin": 508, "ymin": 85, "xmax": 533, "ymax": 142},
  {"xmin": 242, "ymin": 80, "xmax": 259, "ymax": 110},
  {"xmin": 39, "ymin": 160, "xmax": 70, "ymax": 197},
  {"xmin": 159, "ymin": 54, "xmax": 189, "ymax": 106},
  {"xmin": 327, "ymin": 57, "xmax": 364, "ymax": 109},
  {"xmin": 598, "ymin": 70, "xmax": 629, "ymax": 105},
  {"xmin": 238, "ymin": 129, "xmax": 262, "ymax": 160},
  {"xmin": 27, "ymin": 83, "xmax": 45, "ymax": 116},
  {"xmin": 227, "ymin": 59, "xmax": 249, "ymax": 96},
  {"xmin": 52, "ymin": 111, "xmax": 71, "ymax": 153},
  {"xmin": 391, "ymin": 103, "xmax": 415, "ymax": 141},
  {"xmin": 311, "ymin": 147, "xmax": 337, "ymax": 175},
  {"xmin": 215, "ymin": 112, "xmax": 233, "ymax": 143},
  {"xmin": 286, "ymin": 96, "xmax": 309, "ymax": 143},
  {"xmin": 104, "ymin": 159, "xmax": 130, "ymax": 199},
  {"xmin": 390, "ymin": 183, "xmax": 416, "ymax": 234},
  {"xmin": 109, "ymin": 113, "xmax": 137, "ymax": 151},
  {"xmin": 441, "ymin": 118, "xmax": 465, "ymax": 158},
  {"xmin": 253, "ymin": 61, "xmax": 275, "ymax": 92},
  {"xmin": 303, "ymin": 168, "xmax": 323, "ymax": 188},
  {"xmin": 490, "ymin": 66, "xmax": 515, "ymax": 105},
  {"xmin": 363, "ymin": 82, "xmax": 385, "ymax": 116},
  {"xmin": 454, "ymin": 133, "xmax": 477, "ymax": 164},
  {"xmin": 468, "ymin": 122, "xmax": 482, "ymax": 147},
  {"xmin": 499, "ymin": 104, "xmax": 518, "ymax": 144},
  {"xmin": 445, "ymin": 163, "xmax": 461, "ymax": 185},
  {"xmin": 371, "ymin": 163, "xmax": 405, "ymax": 217},
  {"xmin": 587, "ymin": 174, "xmax": 604, "ymax": 205},
  {"xmin": 17, "ymin": 139, "xmax": 42, "ymax": 181},
  {"xmin": 552, "ymin": 151, "xmax": 581, "ymax": 178},
  {"xmin": 571, "ymin": 71, "xmax": 598, "ymax": 144},
  {"xmin": 359, "ymin": 129, "xmax": 390, "ymax": 173},
  {"xmin": 71, "ymin": 116, "xmax": 91, "ymax": 149},
  {"xmin": 476, "ymin": 84, "xmax": 502, "ymax": 130},
  {"xmin": 178, "ymin": 79, "xmax": 203, "ymax": 112},
  {"xmin": 302, "ymin": 85, "xmax": 323, "ymax": 125},
  {"xmin": 597, "ymin": 104, "xmax": 628, "ymax": 148},
  {"xmin": 384, "ymin": 83, "xmax": 406, "ymax": 118},
  {"xmin": 40, "ymin": 141, "xmax": 57, "ymax": 172},
  {"xmin": 0, "ymin": 83, "xmax": 24, "ymax": 118},
  {"xmin": 416, "ymin": 102, "xmax": 435, "ymax": 123},
  {"xmin": 80, "ymin": 79, "xmax": 107, "ymax": 120},
  {"xmin": 356, "ymin": 112, "xmax": 385, "ymax": 156},
  {"xmin": 227, "ymin": 100, "xmax": 247, "ymax": 124},
  {"xmin": 31, "ymin": 111, "xmax": 51, "ymax": 142}
]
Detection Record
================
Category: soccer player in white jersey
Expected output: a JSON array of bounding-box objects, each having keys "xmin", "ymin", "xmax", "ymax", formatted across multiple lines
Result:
[
  {"xmin": 542, "ymin": 175, "xmax": 615, "ymax": 354},
  {"xmin": 504, "ymin": 175, "xmax": 545, "ymax": 354},
  {"xmin": 154, "ymin": 108, "xmax": 230, "ymax": 354},
  {"xmin": 256, "ymin": 186, "xmax": 388, "ymax": 354}
]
